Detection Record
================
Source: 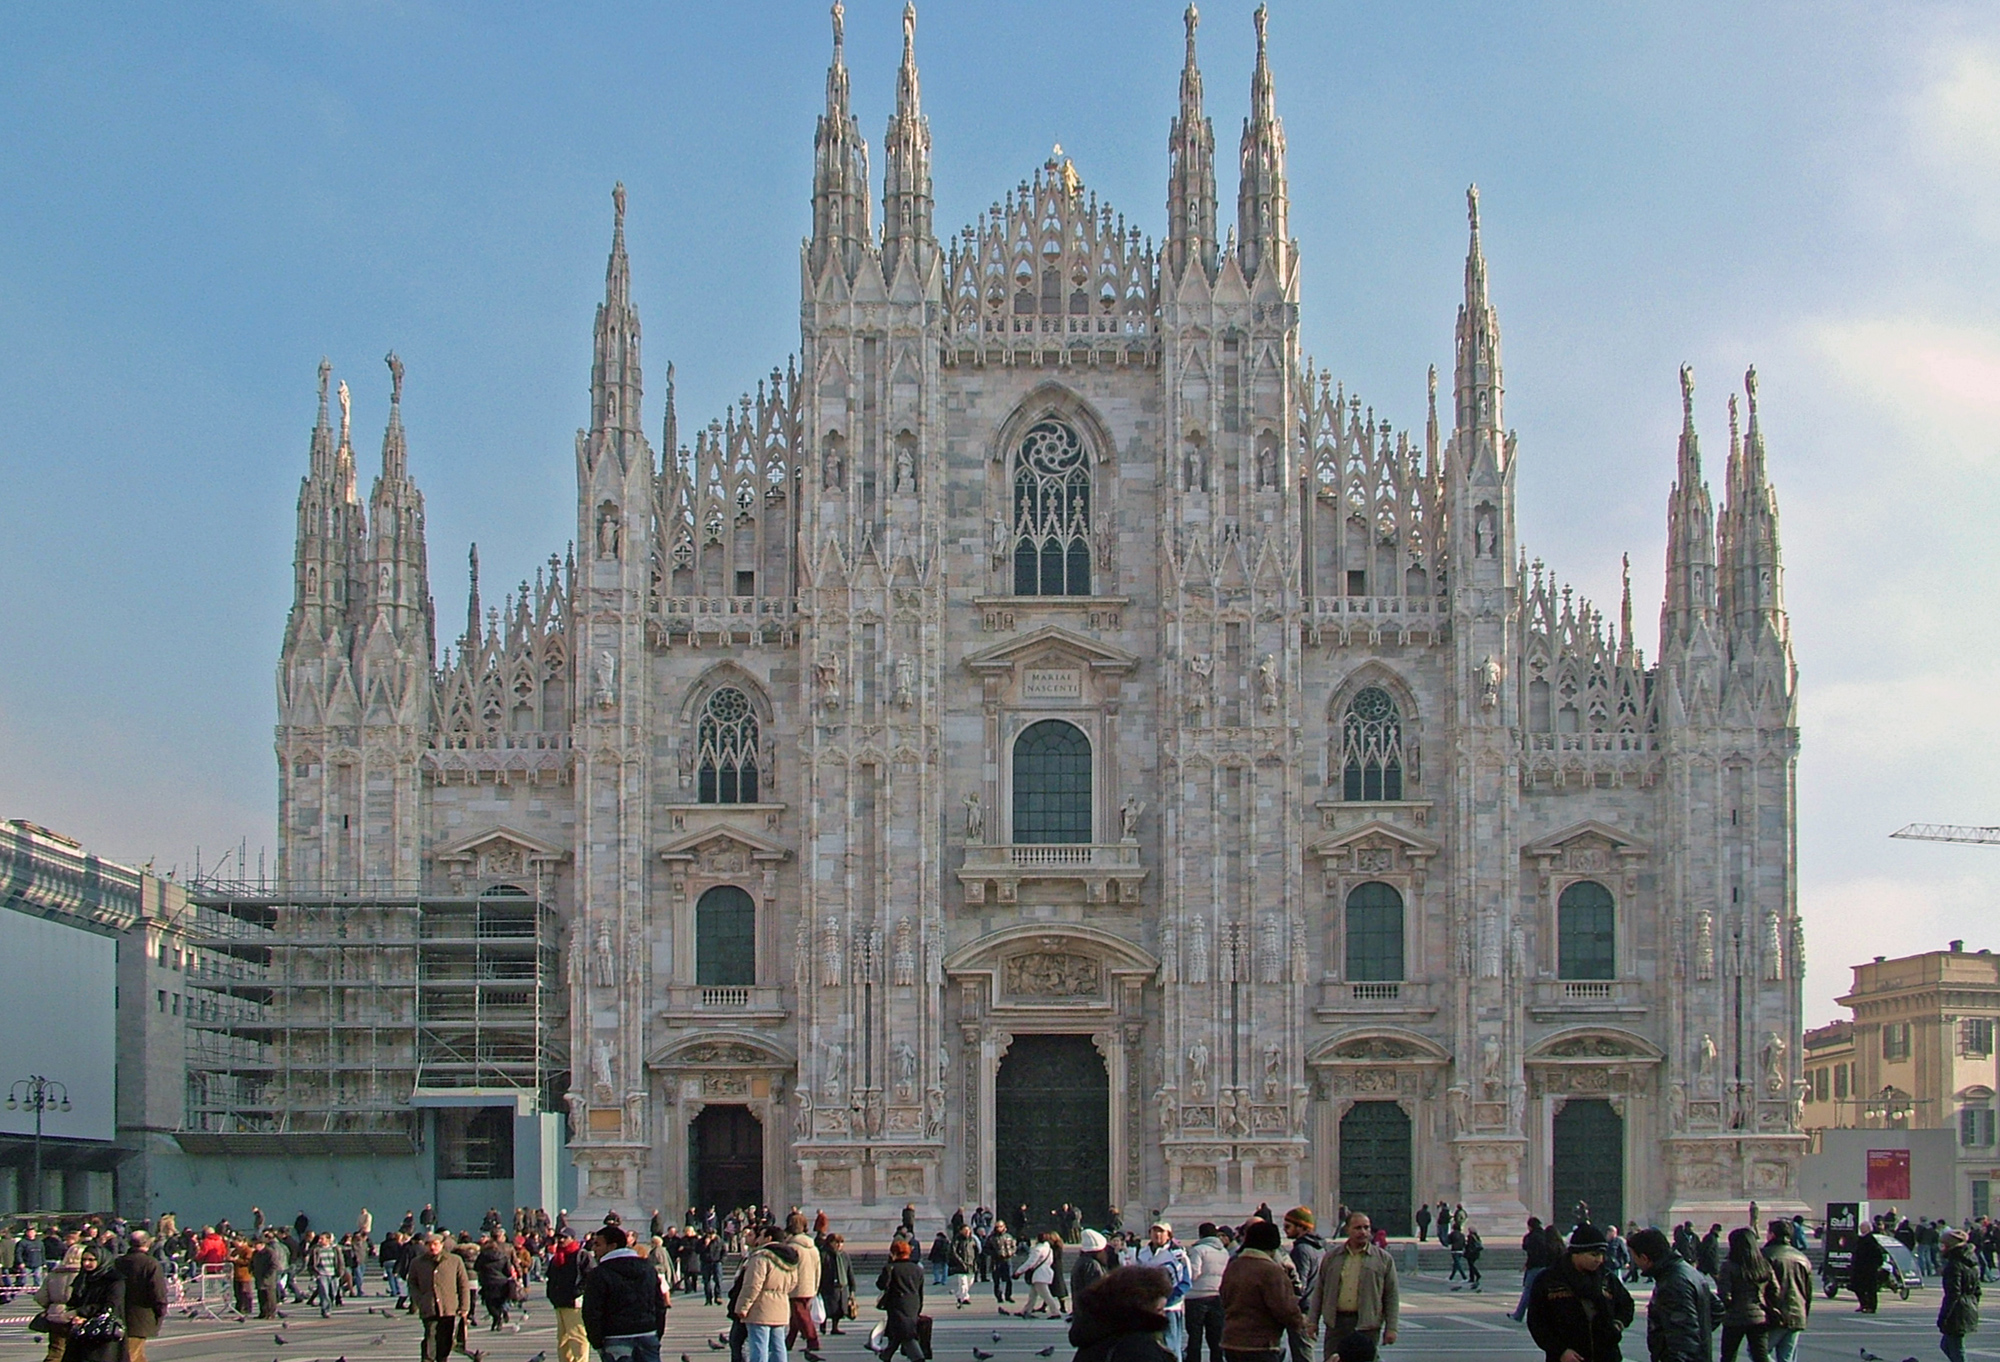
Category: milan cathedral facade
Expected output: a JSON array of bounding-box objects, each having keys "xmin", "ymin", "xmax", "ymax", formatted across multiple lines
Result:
[{"xmin": 275, "ymin": 5, "xmax": 1804, "ymax": 1231}]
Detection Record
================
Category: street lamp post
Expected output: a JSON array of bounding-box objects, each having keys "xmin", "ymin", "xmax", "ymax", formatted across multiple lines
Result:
[{"xmin": 6, "ymin": 1077, "xmax": 70, "ymax": 1213}]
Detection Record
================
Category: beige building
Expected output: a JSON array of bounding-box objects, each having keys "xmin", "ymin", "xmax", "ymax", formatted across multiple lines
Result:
[
  {"xmin": 268, "ymin": 5, "xmax": 1806, "ymax": 1233},
  {"xmin": 1802, "ymin": 945, "xmax": 2000, "ymax": 1217}
]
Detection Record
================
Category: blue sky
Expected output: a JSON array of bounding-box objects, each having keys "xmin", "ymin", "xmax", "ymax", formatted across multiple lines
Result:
[{"xmin": 2, "ymin": 2, "xmax": 1996, "ymax": 1023}]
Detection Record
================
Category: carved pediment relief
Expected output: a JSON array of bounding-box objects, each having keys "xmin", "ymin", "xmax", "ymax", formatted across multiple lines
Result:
[
  {"xmin": 1310, "ymin": 819, "xmax": 1440, "ymax": 872},
  {"xmin": 1522, "ymin": 820, "xmax": 1650, "ymax": 873},
  {"xmin": 1309, "ymin": 1031, "xmax": 1450, "ymax": 1066},
  {"xmin": 428, "ymin": 825, "xmax": 569, "ymax": 879},
  {"xmin": 1528, "ymin": 1029, "xmax": 1664, "ymax": 1063},
  {"xmin": 658, "ymin": 824, "xmax": 792, "ymax": 872},
  {"xmin": 1002, "ymin": 950, "xmax": 1103, "ymax": 999},
  {"xmin": 647, "ymin": 1031, "xmax": 795, "ymax": 1071},
  {"xmin": 963, "ymin": 625, "xmax": 1139, "ymax": 678}
]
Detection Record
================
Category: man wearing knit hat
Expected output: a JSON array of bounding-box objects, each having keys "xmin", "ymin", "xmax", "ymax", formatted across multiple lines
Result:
[
  {"xmin": 1281, "ymin": 1209, "xmax": 1325, "ymax": 1362},
  {"xmin": 1221, "ymin": 1219, "xmax": 1308, "ymax": 1361},
  {"xmin": 1305, "ymin": 1213, "xmax": 1399, "ymax": 1357},
  {"xmin": 1524, "ymin": 1225, "xmax": 1633, "ymax": 1362}
]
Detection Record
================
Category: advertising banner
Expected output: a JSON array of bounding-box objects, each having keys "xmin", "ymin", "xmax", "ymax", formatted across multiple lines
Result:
[{"xmin": 1867, "ymin": 1149, "xmax": 1912, "ymax": 1201}]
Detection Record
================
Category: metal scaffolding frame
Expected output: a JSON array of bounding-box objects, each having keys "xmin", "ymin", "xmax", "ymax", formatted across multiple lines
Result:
[{"xmin": 177, "ymin": 885, "xmax": 561, "ymax": 1154}]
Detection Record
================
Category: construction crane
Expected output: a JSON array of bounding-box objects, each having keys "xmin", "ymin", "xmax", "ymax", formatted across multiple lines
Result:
[{"xmin": 1891, "ymin": 824, "xmax": 2000, "ymax": 846}]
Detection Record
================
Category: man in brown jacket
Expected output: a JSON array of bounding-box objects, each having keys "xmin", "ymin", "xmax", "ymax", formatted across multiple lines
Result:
[
  {"xmin": 1305, "ymin": 1214, "xmax": 1399, "ymax": 1354},
  {"xmin": 408, "ymin": 1233, "xmax": 474, "ymax": 1362},
  {"xmin": 1220, "ymin": 1220, "xmax": 1308, "ymax": 1362},
  {"xmin": 114, "ymin": 1230, "xmax": 170, "ymax": 1362}
]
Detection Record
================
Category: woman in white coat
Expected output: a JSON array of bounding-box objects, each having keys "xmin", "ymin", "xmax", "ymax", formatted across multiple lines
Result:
[{"xmin": 1021, "ymin": 1232, "xmax": 1063, "ymax": 1318}]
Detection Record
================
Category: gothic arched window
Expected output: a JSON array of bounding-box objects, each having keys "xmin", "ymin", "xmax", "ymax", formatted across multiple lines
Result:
[
  {"xmin": 696, "ymin": 687, "xmax": 760, "ymax": 804},
  {"xmin": 1012, "ymin": 418, "xmax": 1092, "ymax": 596},
  {"xmin": 1345, "ymin": 881, "xmax": 1405, "ymax": 981},
  {"xmin": 696, "ymin": 885, "xmax": 756, "ymax": 986},
  {"xmin": 1558, "ymin": 880, "xmax": 1616, "ymax": 980},
  {"xmin": 1012, "ymin": 719, "xmax": 1092, "ymax": 844},
  {"xmin": 1341, "ymin": 686, "xmax": 1404, "ymax": 801}
]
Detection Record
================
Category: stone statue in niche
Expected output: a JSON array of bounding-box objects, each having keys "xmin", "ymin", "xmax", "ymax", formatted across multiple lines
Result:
[
  {"xmin": 824, "ymin": 1042, "xmax": 846, "ymax": 1103},
  {"xmin": 1475, "ymin": 505, "xmax": 1496, "ymax": 557},
  {"xmin": 1256, "ymin": 441, "xmax": 1276, "ymax": 489},
  {"xmin": 1188, "ymin": 1038, "xmax": 1211, "ymax": 1098},
  {"xmin": 590, "ymin": 1037, "xmax": 616, "ymax": 1102},
  {"xmin": 823, "ymin": 439, "xmax": 844, "ymax": 490},
  {"xmin": 1668, "ymin": 1080, "xmax": 1688, "ymax": 1131},
  {"xmin": 1761, "ymin": 1031, "xmax": 1788, "ymax": 1094},
  {"xmin": 596, "ymin": 502, "xmax": 623, "ymax": 559},
  {"xmin": 963, "ymin": 792, "xmax": 985, "ymax": 843},
  {"xmin": 1257, "ymin": 655, "xmax": 1279, "ymax": 711},
  {"xmin": 1262, "ymin": 1043, "xmax": 1283, "ymax": 1100},
  {"xmin": 814, "ymin": 655, "xmax": 841, "ymax": 712},
  {"xmin": 893, "ymin": 1041, "xmax": 917, "ymax": 1101},
  {"xmin": 1697, "ymin": 1033, "xmax": 1718, "ymax": 1090},
  {"xmin": 1120, "ymin": 797, "xmax": 1145, "ymax": 841},
  {"xmin": 894, "ymin": 440, "xmax": 915, "ymax": 493},
  {"xmin": 593, "ymin": 920, "xmax": 616, "ymax": 989},
  {"xmin": 991, "ymin": 516, "xmax": 1011, "ymax": 567},
  {"xmin": 1477, "ymin": 655, "xmax": 1501, "ymax": 709},
  {"xmin": 589, "ymin": 650, "xmax": 620, "ymax": 711},
  {"xmin": 1479, "ymin": 1032, "xmax": 1502, "ymax": 1099},
  {"xmin": 1185, "ymin": 443, "xmax": 1207, "ymax": 492},
  {"xmin": 893, "ymin": 657, "xmax": 915, "ymax": 710},
  {"xmin": 794, "ymin": 1086, "xmax": 813, "ymax": 1136}
]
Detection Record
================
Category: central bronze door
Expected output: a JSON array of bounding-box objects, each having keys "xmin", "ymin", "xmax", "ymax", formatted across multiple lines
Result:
[
  {"xmin": 1551, "ymin": 1098, "xmax": 1624, "ymax": 1229},
  {"xmin": 690, "ymin": 1104, "xmax": 763, "ymax": 1215},
  {"xmin": 994, "ymin": 1034, "xmax": 1109, "ymax": 1237},
  {"xmin": 1338, "ymin": 1101, "xmax": 1413, "ymax": 1235}
]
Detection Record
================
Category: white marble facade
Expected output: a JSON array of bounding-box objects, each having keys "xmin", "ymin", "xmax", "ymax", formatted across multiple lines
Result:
[{"xmin": 274, "ymin": 5, "xmax": 1805, "ymax": 1233}]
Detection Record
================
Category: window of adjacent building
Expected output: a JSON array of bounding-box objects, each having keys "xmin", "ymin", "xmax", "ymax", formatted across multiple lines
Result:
[
  {"xmin": 1814, "ymin": 1067, "xmax": 1829, "ymax": 1102},
  {"xmin": 437, "ymin": 1105, "xmax": 515, "ymax": 1180},
  {"xmin": 696, "ymin": 687, "xmax": 760, "ymax": 804},
  {"xmin": 1012, "ymin": 720, "xmax": 1092, "ymax": 844},
  {"xmin": 695, "ymin": 885, "xmax": 756, "ymax": 987},
  {"xmin": 1963, "ymin": 1107, "xmax": 1996, "ymax": 1147},
  {"xmin": 1834, "ymin": 1063, "xmax": 1850, "ymax": 1100},
  {"xmin": 1962, "ymin": 1018, "xmax": 1995, "ymax": 1059},
  {"xmin": 1011, "ymin": 419, "xmax": 1092, "ymax": 596},
  {"xmin": 1557, "ymin": 880, "xmax": 1616, "ymax": 981},
  {"xmin": 1883, "ymin": 1022, "xmax": 1912, "ymax": 1061},
  {"xmin": 1344, "ymin": 881, "xmax": 1405, "ymax": 982},
  {"xmin": 1340, "ymin": 687, "xmax": 1404, "ymax": 801}
]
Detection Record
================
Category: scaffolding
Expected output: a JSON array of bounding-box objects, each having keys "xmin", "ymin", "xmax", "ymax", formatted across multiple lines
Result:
[{"xmin": 176, "ymin": 887, "xmax": 561, "ymax": 1155}]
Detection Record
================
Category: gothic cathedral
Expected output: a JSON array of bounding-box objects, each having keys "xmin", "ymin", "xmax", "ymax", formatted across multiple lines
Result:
[{"xmin": 275, "ymin": 5, "xmax": 1804, "ymax": 1231}]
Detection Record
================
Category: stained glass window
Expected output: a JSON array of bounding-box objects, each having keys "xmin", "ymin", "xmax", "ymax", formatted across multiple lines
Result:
[
  {"xmin": 1558, "ymin": 880, "xmax": 1615, "ymax": 980},
  {"xmin": 1012, "ymin": 419, "xmax": 1092, "ymax": 596},
  {"xmin": 1013, "ymin": 720, "xmax": 1092, "ymax": 844},
  {"xmin": 696, "ymin": 885, "xmax": 755, "ymax": 986},
  {"xmin": 697, "ymin": 688, "xmax": 760, "ymax": 804},
  {"xmin": 1345, "ymin": 881, "xmax": 1405, "ymax": 982},
  {"xmin": 1341, "ymin": 686, "xmax": 1403, "ymax": 801}
]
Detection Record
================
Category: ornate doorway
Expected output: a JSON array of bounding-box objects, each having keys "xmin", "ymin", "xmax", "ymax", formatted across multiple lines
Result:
[
  {"xmin": 995, "ymin": 1034, "xmax": 1108, "ymax": 1236},
  {"xmin": 690, "ymin": 1104, "xmax": 763, "ymax": 1215},
  {"xmin": 1551, "ymin": 1099, "xmax": 1623, "ymax": 1228},
  {"xmin": 1338, "ymin": 1101, "xmax": 1412, "ymax": 1234}
]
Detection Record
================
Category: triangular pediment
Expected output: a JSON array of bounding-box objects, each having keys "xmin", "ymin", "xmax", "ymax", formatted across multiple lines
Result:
[
  {"xmin": 429, "ymin": 824, "xmax": 569, "ymax": 863},
  {"xmin": 1522, "ymin": 820, "xmax": 1650, "ymax": 860},
  {"xmin": 1310, "ymin": 818, "xmax": 1441, "ymax": 862},
  {"xmin": 656, "ymin": 823, "xmax": 792, "ymax": 863},
  {"xmin": 962, "ymin": 625, "xmax": 1139, "ymax": 676}
]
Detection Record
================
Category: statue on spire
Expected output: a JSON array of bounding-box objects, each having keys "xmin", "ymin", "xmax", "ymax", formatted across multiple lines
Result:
[
  {"xmin": 612, "ymin": 181, "xmax": 626, "ymax": 226},
  {"xmin": 832, "ymin": 0, "xmax": 843, "ymax": 48},
  {"xmin": 1467, "ymin": 183, "xmax": 1480, "ymax": 233},
  {"xmin": 337, "ymin": 379, "xmax": 351, "ymax": 445},
  {"xmin": 385, "ymin": 351, "xmax": 404, "ymax": 406},
  {"xmin": 903, "ymin": 0, "xmax": 915, "ymax": 52},
  {"xmin": 1679, "ymin": 362, "xmax": 1695, "ymax": 418}
]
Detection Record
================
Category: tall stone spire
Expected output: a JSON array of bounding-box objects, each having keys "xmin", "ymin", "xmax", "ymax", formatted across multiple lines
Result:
[
  {"xmin": 1660, "ymin": 363, "xmax": 1717, "ymax": 659},
  {"xmin": 881, "ymin": 1, "xmax": 934, "ymax": 283},
  {"xmin": 1235, "ymin": 3, "xmax": 1289, "ymax": 281},
  {"xmin": 1452, "ymin": 186, "xmax": 1506, "ymax": 476},
  {"xmin": 1167, "ymin": 4, "xmax": 1216, "ymax": 283},
  {"xmin": 810, "ymin": 2, "xmax": 871, "ymax": 282},
  {"xmin": 285, "ymin": 360, "xmax": 367, "ymax": 654},
  {"xmin": 589, "ymin": 183, "xmax": 644, "ymax": 466},
  {"xmin": 464, "ymin": 543, "xmax": 482, "ymax": 653},
  {"xmin": 1719, "ymin": 366, "xmax": 1789, "ymax": 661}
]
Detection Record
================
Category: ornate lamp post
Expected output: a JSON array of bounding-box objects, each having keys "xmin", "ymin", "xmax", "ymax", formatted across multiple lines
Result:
[
  {"xmin": 1860, "ymin": 1085, "xmax": 1913, "ymax": 1127},
  {"xmin": 6, "ymin": 1076, "xmax": 70, "ymax": 1212}
]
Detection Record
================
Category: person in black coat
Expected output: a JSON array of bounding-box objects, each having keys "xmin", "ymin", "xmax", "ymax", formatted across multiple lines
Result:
[
  {"xmin": 64, "ymin": 1248, "xmax": 128, "ymax": 1362},
  {"xmin": 1630, "ymin": 1228, "xmax": 1713, "ymax": 1362},
  {"xmin": 1940, "ymin": 1228, "xmax": 1983, "ymax": 1362},
  {"xmin": 1528, "ymin": 1225, "xmax": 1635, "ymax": 1362},
  {"xmin": 1068, "ymin": 1266, "xmax": 1176, "ymax": 1362},
  {"xmin": 1849, "ymin": 1222, "xmax": 1888, "ymax": 1314},
  {"xmin": 876, "ymin": 1238, "xmax": 929, "ymax": 1362},
  {"xmin": 582, "ymin": 1225, "xmax": 666, "ymax": 1355}
]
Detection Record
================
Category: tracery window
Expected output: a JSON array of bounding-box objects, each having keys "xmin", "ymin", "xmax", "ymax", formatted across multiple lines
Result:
[
  {"xmin": 1345, "ymin": 882, "xmax": 1405, "ymax": 982},
  {"xmin": 1012, "ymin": 720, "xmax": 1092, "ymax": 844},
  {"xmin": 1012, "ymin": 418, "xmax": 1092, "ymax": 596},
  {"xmin": 1557, "ymin": 880, "xmax": 1615, "ymax": 980},
  {"xmin": 1340, "ymin": 686, "xmax": 1404, "ymax": 801},
  {"xmin": 695, "ymin": 885, "xmax": 755, "ymax": 986},
  {"xmin": 696, "ymin": 687, "xmax": 760, "ymax": 804}
]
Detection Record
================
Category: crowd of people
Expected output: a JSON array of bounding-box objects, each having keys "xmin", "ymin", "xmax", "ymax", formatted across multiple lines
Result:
[{"xmin": 2, "ymin": 1196, "xmax": 1992, "ymax": 1362}]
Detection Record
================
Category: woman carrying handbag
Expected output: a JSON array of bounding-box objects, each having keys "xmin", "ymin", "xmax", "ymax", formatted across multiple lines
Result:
[
  {"xmin": 63, "ymin": 1247, "xmax": 126, "ymax": 1362},
  {"xmin": 29, "ymin": 1244, "xmax": 82, "ymax": 1362}
]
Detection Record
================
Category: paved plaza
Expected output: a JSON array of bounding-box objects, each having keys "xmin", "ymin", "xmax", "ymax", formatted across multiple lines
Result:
[{"xmin": 0, "ymin": 1267, "xmax": 1970, "ymax": 1362}]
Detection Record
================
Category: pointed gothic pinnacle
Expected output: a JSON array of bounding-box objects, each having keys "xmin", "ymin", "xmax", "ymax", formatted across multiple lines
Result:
[
  {"xmin": 902, "ymin": 0, "xmax": 916, "ymax": 61},
  {"xmin": 385, "ymin": 351, "xmax": 404, "ymax": 408},
  {"xmin": 317, "ymin": 357, "xmax": 332, "ymax": 425}
]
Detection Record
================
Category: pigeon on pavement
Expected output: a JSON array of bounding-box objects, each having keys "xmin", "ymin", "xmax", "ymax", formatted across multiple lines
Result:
[
  {"xmin": 1037, "ymin": 1348, "xmax": 1056, "ymax": 1357},
  {"xmin": 973, "ymin": 1349, "xmax": 996, "ymax": 1359}
]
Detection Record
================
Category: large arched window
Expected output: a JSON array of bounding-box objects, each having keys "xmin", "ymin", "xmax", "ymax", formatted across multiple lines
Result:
[
  {"xmin": 697, "ymin": 687, "xmax": 760, "ymax": 804},
  {"xmin": 1012, "ymin": 418, "xmax": 1091, "ymax": 596},
  {"xmin": 1345, "ymin": 881, "xmax": 1405, "ymax": 982},
  {"xmin": 1341, "ymin": 686, "xmax": 1404, "ymax": 801},
  {"xmin": 1558, "ymin": 880, "xmax": 1615, "ymax": 980},
  {"xmin": 1012, "ymin": 720, "xmax": 1092, "ymax": 844},
  {"xmin": 696, "ymin": 885, "xmax": 756, "ymax": 986}
]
